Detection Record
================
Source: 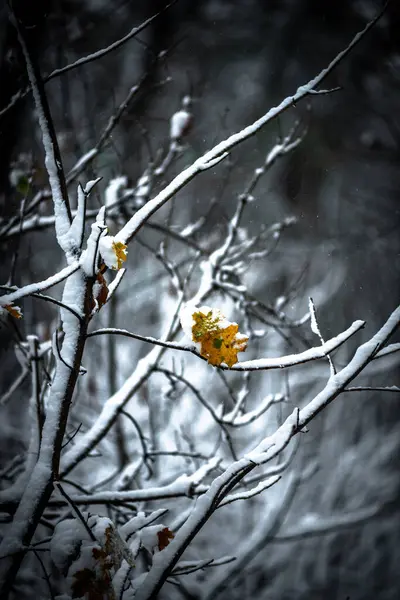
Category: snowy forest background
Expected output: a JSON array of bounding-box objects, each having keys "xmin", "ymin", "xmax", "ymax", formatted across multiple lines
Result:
[{"xmin": 0, "ymin": 0, "xmax": 399, "ymax": 599}]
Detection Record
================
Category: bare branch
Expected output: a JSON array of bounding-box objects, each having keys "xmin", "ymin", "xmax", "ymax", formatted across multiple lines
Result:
[
  {"xmin": 0, "ymin": 0, "xmax": 178, "ymax": 119},
  {"xmin": 86, "ymin": 318, "xmax": 365, "ymax": 371}
]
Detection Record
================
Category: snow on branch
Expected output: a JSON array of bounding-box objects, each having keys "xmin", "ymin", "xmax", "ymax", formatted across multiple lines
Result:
[
  {"xmin": 87, "ymin": 318, "xmax": 365, "ymax": 371},
  {"xmin": 217, "ymin": 475, "xmax": 281, "ymax": 508},
  {"xmin": 230, "ymin": 320, "xmax": 365, "ymax": 371},
  {"xmin": 298, "ymin": 304, "xmax": 400, "ymax": 429},
  {"xmin": 131, "ymin": 305, "xmax": 399, "ymax": 599},
  {"xmin": 221, "ymin": 393, "xmax": 284, "ymax": 426},
  {"xmin": 50, "ymin": 479, "xmax": 208, "ymax": 507},
  {"xmin": 115, "ymin": 5, "xmax": 389, "ymax": 247},
  {"xmin": 60, "ymin": 343, "xmax": 165, "ymax": 477},
  {"xmin": 372, "ymin": 342, "xmax": 400, "ymax": 360},
  {"xmin": 47, "ymin": 1, "xmax": 177, "ymax": 77},
  {"xmin": 61, "ymin": 255, "xmax": 216, "ymax": 477},
  {"xmin": 10, "ymin": 11, "xmax": 77, "ymax": 259},
  {"xmin": 0, "ymin": 1, "xmax": 177, "ymax": 119},
  {"xmin": 0, "ymin": 269, "xmax": 90, "ymax": 594},
  {"xmin": 0, "ymin": 262, "xmax": 79, "ymax": 308}
]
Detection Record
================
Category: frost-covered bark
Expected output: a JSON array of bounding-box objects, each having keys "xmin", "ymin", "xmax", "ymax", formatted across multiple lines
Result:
[{"xmin": 0, "ymin": 270, "xmax": 91, "ymax": 595}]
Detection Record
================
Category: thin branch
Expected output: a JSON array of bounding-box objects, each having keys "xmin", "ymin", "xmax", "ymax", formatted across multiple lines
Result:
[
  {"xmin": 297, "ymin": 305, "xmax": 400, "ymax": 430},
  {"xmin": 120, "ymin": 409, "xmax": 153, "ymax": 477},
  {"xmin": 148, "ymin": 450, "xmax": 210, "ymax": 460},
  {"xmin": 343, "ymin": 385, "xmax": 400, "ymax": 393},
  {"xmin": 132, "ymin": 305, "xmax": 400, "ymax": 599},
  {"xmin": 218, "ymin": 475, "xmax": 281, "ymax": 508},
  {"xmin": 87, "ymin": 327, "xmax": 194, "ymax": 350},
  {"xmin": 0, "ymin": 284, "xmax": 83, "ymax": 322},
  {"xmin": 0, "ymin": 368, "xmax": 29, "ymax": 407},
  {"xmin": 156, "ymin": 367, "xmax": 237, "ymax": 461},
  {"xmin": 10, "ymin": 9, "xmax": 74, "ymax": 248},
  {"xmin": 32, "ymin": 549, "xmax": 55, "ymax": 600},
  {"xmin": 115, "ymin": 4, "xmax": 390, "ymax": 246},
  {"xmin": 28, "ymin": 335, "xmax": 44, "ymax": 443},
  {"xmin": 54, "ymin": 482, "xmax": 96, "ymax": 541},
  {"xmin": 48, "ymin": 481, "xmax": 208, "ymax": 507},
  {"xmin": 309, "ymin": 296, "xmax": 336, "ymax": 375},
  {"xmin": 372, "ymin": 343, "xmax": 400, "ymax": 359},
  {"xmin": 7, "ymin": 192, "xmax": 28, "ymax": 285},
  {"xmin": 222, "ymin": 393, "xmax": 285, "ymax": 427},
  {"xmin": 171, "ymin": 556, "xmax": 236, "ymax": 577},
  {"xmin": 87, "ymin": 319, "xmax": 364, "ymax": 371},
  {"xmin": 0, "ymin": 262, "xmax": 79, "ymax": 308},
  {"xmin": 61, "ymin": 423, "xmax": 83, "ymax": 450},
  {"xmin": 0, "ymin": 0, "xmax": 178, "ymax": 119},
  {"xmin": 66, "ymin": 53, "xmax": 173, "ymax": 185}
]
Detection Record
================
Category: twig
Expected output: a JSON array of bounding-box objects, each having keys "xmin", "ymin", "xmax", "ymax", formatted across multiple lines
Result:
[
  {"xmin": 54, "ymin": 482, "xmax": 96, "ymax": 541},
  {"xmin": 120, "ymin": 409, "xmax": 153, "ymax": 477},
  {"xmin": 115, "ymin": 3, "xmax": 391, "ymax": 247},
  {"xmin": 28, "ymin": 336, "xmax": 44, "ymax": 442},
  {"xmin": 10, "ymin": 9, "xmax": 73, "ymax": 244},
  {"xmin": 0, "ymin": 263, "xmax": 80, "ymax": 308},
  {"xmin": 0, "ymin": 1, "xmax": 178, "ymax": 119},
  {"xmin": 32, "ymin": 549, "xmax": 55, "ymax": 600},
  {"xmin": 343, "ymin": 385, "xmax": 400, "ymax": 393},
  {"xmin": 133, "ymin": 304, "xmax": 400, "ymax": 599},
  {"xmin": 87, "ymin": 319, "xmax": 364, "ymax": 371}
]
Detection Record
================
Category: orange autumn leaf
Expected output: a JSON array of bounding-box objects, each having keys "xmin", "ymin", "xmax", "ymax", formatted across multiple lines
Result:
[
  {"xmin": 89, "ymin": 273, "xmax": 109, "ymax": 313},
  {"xmin": 112, "ymin": 241, "xmax": 127, "ymax": 270},
  {"xmin": 95, "ymin": 272, "xmax": 109, "ymax": 309},
  {"xmin": 157, "ymin": 527, "xmax": 174, "ymax": 551},
  {"xmin": 71, "ymin": 525, "xmax": 123, "ymax": 599},
  {"xmin": 71, "ymin": 567, "xmax": 110, "ymax": 600},
  {"xmin": 192, "ymin": 308, "xmax": 248, "ymax": 368},
  {"xmin": 71, "ymin": 567, "xmax": 97, "ymax": 599},
  {"xmin": 4, "ymin": 304, "xmax": 23, "ymax": 319}
]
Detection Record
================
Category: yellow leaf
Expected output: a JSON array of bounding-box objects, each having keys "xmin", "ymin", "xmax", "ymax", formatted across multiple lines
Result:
[
  {"xmin": 192, "ymin": 307, "xmax": 248, "ymax": 367},
  {"xmin": 4, "ymin": 304, "xmax": 23, "ymax": 319},
  {"xmin": 112, "ymin": 241, "xmax": 127, "ymax": 270}
]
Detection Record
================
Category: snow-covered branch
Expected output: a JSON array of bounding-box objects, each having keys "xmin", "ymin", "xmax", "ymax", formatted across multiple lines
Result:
[
  {"xmin": 132, "ymin": 305, "xmax": 399, "ymax": 598},
  {"xmin": 0, "ymin": 263, "xmax": 79, "ymax": 308},
  {"xmin": 0, "ymin": 270, "xmax": 91, "ymax": 595},
  {"xmin": 298, "ymin": 304, "xmax": 400, "ymax": 429},
  {"xmin": 51, "ymin": 480, "xmax": 208, "ymax": 507},
  {"xmin": 87, "ymin": 318, "xmax": 365, "ymax": 370},
  {"xmin": 0, "ymin": 4, "xmax": 395, "ymax": 598},
  {"xmin": 0, "ymin": 1, "xmax": 177, "ymax": 119},
  {"xmin": 114, "ymin": 6, "xmax": 388, "ymax": 246},
  {"xmin": 11, "ymin": 11, "xmax": 75, "ymax": 258}
]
